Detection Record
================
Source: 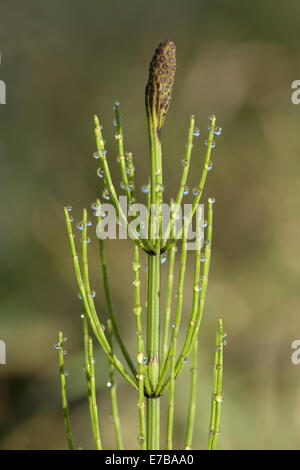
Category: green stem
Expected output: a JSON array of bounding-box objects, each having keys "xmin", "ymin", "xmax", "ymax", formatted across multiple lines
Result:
[
  {"xmin": 208, "ymin": 318, "xmax": 224, "ymax": 450},
  {"xmin": 97, "ymin": 202, "xmax": 137, "ymax": 378},
  {"xmin": 82, "ymin": 318, "xmax": 102, "ymax": 450},
  {"xmin": 57, "ymin": 331, "xmax": 74, "ymax": 450},
  {"xmin": 147, "ymin": 398, "xmax": 160, "ymax": 450},
  {"xmin": 184, "ymin": 338, "xmax": 198, "ymax": 450},
  {"xmin": 107, "ymin": 320, "xmax": 124, "ymax": 450}
]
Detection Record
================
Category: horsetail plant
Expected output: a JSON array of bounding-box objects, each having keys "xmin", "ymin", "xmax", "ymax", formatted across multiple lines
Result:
[{"xmin": 58, "ymin": 40, "xmax": 225, "ymax": 450}]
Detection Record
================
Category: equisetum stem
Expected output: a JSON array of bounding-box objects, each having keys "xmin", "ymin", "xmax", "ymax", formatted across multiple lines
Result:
[
  {"xmin": 82, "ymin": 317, "xmax": 102, "ymax": 450},
  {"xmin": 207, "ymin": 318, "xmax": 224, "ymax": 450},
  {"xmin": 161, "ymin": 115, "xmax": 195, "ymax": 247},
  {"xmin": 146, "ymin": 84, "xmax": 162, "ymax": 450},
  {"xmin": 161, "ymin": 237, "xmax": 176, "ymax": 368},
  {"xmin": 132, "ymin": 245, "xmax": 147, "ymax": 449},
  {"xmin": 184, "ymin": 338, "xmax": 198, "ymax": 450},
  {"xmin": 155, "ymin": 224, "xmax": 188, "ymax": 396},
  {"xmin": 164, "ymin": 116, "xmax": 216, "ymax": 251},
  {"xmin": 166, "ymin": 340, "xmax": 176, "ymax": 450},
  {"xmin": 57, "ymin": 331, "xmax": 74, "ymax": 450},
  {"xmin": 64, "ymin": 207, "xmax": 138, "ymax": 390},
  {"xmin": 97, "ymin": 200, "xmax": 137, "ymax": 378},
  {"xmin": 107, "ymin": 320, "xmax": 124, "ymax": 450},
  {"xmin": 147, "ymin": 398, "xmax": 160, "ymax": 450}
]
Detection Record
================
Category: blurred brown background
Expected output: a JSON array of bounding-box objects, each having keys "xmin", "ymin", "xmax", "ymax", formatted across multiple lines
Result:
[{"xmin": 0, "ymin": 0, "xmax": 300, "ymax": 450}]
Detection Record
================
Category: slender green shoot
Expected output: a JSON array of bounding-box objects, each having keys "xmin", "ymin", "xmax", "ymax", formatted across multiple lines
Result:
[
  {"xmin": 184, "ymin": 338, "xmax": 198, "ymax": 450},
  {"xmin": 82, "ymin": 316, "xmax": 102, "ymax": 450},
  {"xmin": 96, "ymin": 199, "xmax": 137, "ymax": 378},
  {"xmin": 107, "ymin": 320, "xmax": 124, "ymax": 450},
  {"xmin": 207, "ymin": 318, "xmax": 224, "ymax": 450},
  {"xmin": 57, "ymin": 331, "xmax": 74, "ymax": 450}
]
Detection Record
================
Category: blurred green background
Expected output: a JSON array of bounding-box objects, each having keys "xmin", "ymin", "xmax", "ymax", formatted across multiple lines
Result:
[{"xmin": 1, "ymin": 0, "xmax": 300, "ymax": 450}]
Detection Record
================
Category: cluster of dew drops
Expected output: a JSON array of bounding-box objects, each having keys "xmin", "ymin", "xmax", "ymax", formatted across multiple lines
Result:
[{"xmin": 54, "ymin": 337, "xmax": 69, "ymax": 376}]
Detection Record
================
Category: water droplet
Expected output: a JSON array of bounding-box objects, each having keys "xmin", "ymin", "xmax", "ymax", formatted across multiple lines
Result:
[
  {"xmin": 91, "ymin": 359, "xmax": 96, "ymax": 365},
  {"xmin": 155, "ymin": 169, "xmax": 161, "ymax": 176},
  {"xmin": 201, "ymin": 219, "xmax": 207, "ymax": 228},
  {"xmin": 213, "ymin": 393, "xmax": 224, "ymax": 403},
  {"xmin": 62, "ymin": 337, "xmax": 67, "ymax": 343},
  {"xmin": 87, "ymin": 220, "xmax": 92, "ymax": 227},
  {"xmin": 205, "ymin": 240, "xmax": 210, "ymax": 246},
  {"xmin": 132, "ymin": 262, "xmax": 141, "ymax": 272},
  {"xmin": 222, "ymin": 332, "xmax": 227, "ymax": 339},
  {"xmin": 64, "ymin": 371, "xmax": 69, "ymax": 377},
  {"xmin": 214, "ymin": 127, "xmax": 222, "ymax": 136},
  {"xmin": 91, "ymin": 201, "xmax": 100, "ymax": 211},
  {"xmin": 126, "ymin": 183, "xmax": 134, "ymax": 192},
  {"xmin": 161, "ymin": 254, "xmax": 167, "ymax": 265},
  {"xmin": 193, "ymin": 283, "xmax": 202, "ymax": 292},
  {"xmin": 80, "ymin": 314, "xmax": 85, "ymax": 319},
  {"xmin": 193, "ymin": 127, "xmax": 200, "ymax": 137},
  {"xmin": 120, "ymin": 181, "xmax": 125, "ymax": 190},
  {"xmin": 182, "ymin": 357, "xmax": 187, "ymax": 364},
  {"xmin": 172, "ymin": 324, "xmax": 176, "ymax": 329},
  {"xmin": 134, "ymin": 306, "xmax": 142, "ymax": 316},
  {"xmin": 205, "ymin": 140, "xmax": 216, "ymax": 149},
  {"xmin": 100, "ymin": 150, "xmax": 107, "ymax": 157},
  {"xmin": 63, "ymin": 350, "xmax": 67, "ymax": 356},
  {"xmin": 93, "ymin": 151, "xmax": 99, "ymax": 160},
  {"xmin": 102, "ymin": 189, "xmax": 110, "ymax": 200},
  {"xmin": 133, "ymin": 280, "xmax": 141, "ymax": 287},
  {"xmin": 90, "ymin": 290, "xmax": 96, "ymax": 298},
  {"xmin": 181, "ymin": 159, "xmax": 188, "ymax": 167},
  {"xmin": 66, "ymin": 205, "xmax": 72, "ymax": 212},
  {"xmin": 113, "ymin": 119, "xmax": 118, "ymax": 127},
  {"xmin": 54, "ymin": 344, "xmax": 61, "ymax": 350},
  {"xmin": 115, "ymin": 134, "xmax": 121, "ymax": 140},
  {"xmin": 77, "ymin": 222, "xmax": 84, "ymax": 231},
  {"xmin": 209, "ymin": 429, "xmax": 214, "ymax": 438},
  {"xmin": 141, "ymin": 184, "xmax": 150, "ymax": 194},
  {"xmin": 208, "ymin": 114, "xmax": 214, "ymax": 121},
  {"xmin": 137, "ymin": 433, "xmax": 145, "ymax": 445},
  {"xmin": 107, "ymin": 381, "xmax": 112, "ymax": 388},
  {"xmin": 183, "ymin": 185, "xmax": 189, "ymax": 196},
  {"xmin": 192, "ymin": 187, "xmax": 199, "ymax": 196},
  {"xmin": 86, "ymin": 237, "xmax": 91, "ymax": 244},
  {"xmin": 216, "ymin": 345, "xmax": 222, "ymax": 352},
  {"xmin": 114, "ymin": 101, "xmax": 120, "ymax": 107},
  {"xmin": 216, "ymin": 364, "xmax": 222, "ymax": 371},
  {"xmin": 137, "ymin": 353, "xmax": 144, "ymax": 364},
  {"xmin": 207, "ymin": 160, "xmax": 213, "ymax": 171},
  {"xmin": 69, "ymin": 216, "xmax": 74, "ymax": 222},
  {"xmin": 155, "ymin": 183, "xmax": 165, "ymax": 193},
  {"xmin": 208, "ymin": 197, "xmax": 216, "ymax": 204},
  {"xmin": 222, "ymin": 339, "xmax": 227, "ymax": 346},
  {"xmin": 96, "ymin": 168, "xmax": 104, "ymax": 178},
  {"xmin": 200, "ymin": 254, "xmax": 205, "ymax": 262}
]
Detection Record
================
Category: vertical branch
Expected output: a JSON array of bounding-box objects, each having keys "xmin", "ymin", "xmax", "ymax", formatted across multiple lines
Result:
[
  {"xmin": 208, "ymin": 318, "xmax": 224, "ymax": 450},
  {"xmin": 57, "ymin": 331, "xmax": 74, "ymax": 450},
  {"xmin": 107, "ymin": 320, "xmax": 124, "ymax": 450},
  {"xmin": 161, "ymin": 200, "xmax": 177, "ymax": 368},
  {"xmin": 165, "ymin": 223, "xmax": 187, "ymax": 447},
  {"xmin": 96, "ymin": 200, "xmax": 137, "ymax": 378},
  {"xmin": 132, "ymin": 245, "xmax": 147, "ymax": 449},
  {"xmin": 156, "ymin": 223, "xmax": 188, "ymax": 396},
  {"xmin": 82, "ymin": 317, "xmax": 102, "ymax": 450},
  {"xmin": 184, "ymin": 338, "xmax": 198, "ymax": 450}
]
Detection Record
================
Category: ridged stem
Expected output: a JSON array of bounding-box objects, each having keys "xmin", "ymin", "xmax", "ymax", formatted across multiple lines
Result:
[
  {"xmin": 107, "ymin": 320, "xmax": 124, "ymax": 450},
  {"xmin": 57, "ymin": 331, "xmax": 74, "ymax": 450}
]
